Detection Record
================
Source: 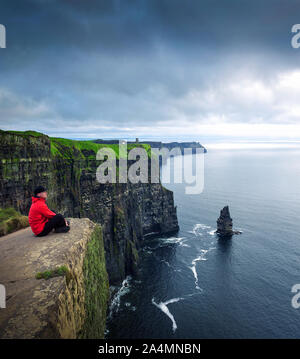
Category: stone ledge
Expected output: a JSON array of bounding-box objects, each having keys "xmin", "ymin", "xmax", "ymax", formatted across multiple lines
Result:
[{"xmin": 0, "ymin": 218, "xmax": 109, "ymax": 339}]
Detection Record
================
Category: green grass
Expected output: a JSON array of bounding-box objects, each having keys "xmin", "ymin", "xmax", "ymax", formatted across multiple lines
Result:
[
  {"xmin": 50, "ymin": 137, "xmax": 151, "ymax": 159},
  {"xmin": 35, "ymin": 265, "xmax": 69, "ymax": 280},
  {"xmin": 0, "ymin": 207, "xmax": 19, "ymax": 222},
  {"xmin": 0, "ymin": 129, "xmax": 152, "ymax": 160},
  {"xmin": 1, "ymin": 130, "xmax": 45, "ymax": 138},
  {"xmin": 80, "ymin": 225, "xmax": 109, "ymax": 338},
  {"xmin": 0, "ymin": 208, "xmax": 29, "ymax": 237}
]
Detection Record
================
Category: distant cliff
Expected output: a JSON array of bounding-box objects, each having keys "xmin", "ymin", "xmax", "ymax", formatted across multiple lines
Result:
[
  {"xmin": 94, "ymin": 139, "xmax": 207, "ymax": 154},
  {"xmin": 0, "ymin": 130, "xmax": 179, "ymax": 284},
  {"xmin": 0, "ymin": 218, "xmax": 109, "ymax": 339}
]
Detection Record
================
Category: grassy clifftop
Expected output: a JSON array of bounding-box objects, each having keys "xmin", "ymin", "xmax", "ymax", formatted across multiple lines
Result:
[
  {"xmin": 50, "ymin": 137, "xmax": 151, "ymax": 159},
  {"xmin": 0, "ymin": 129, "xmax": 151, "ymax": 160},
  {"xmin": 1, "ymin": 130, "xmax": 45, "ymax": 138}
]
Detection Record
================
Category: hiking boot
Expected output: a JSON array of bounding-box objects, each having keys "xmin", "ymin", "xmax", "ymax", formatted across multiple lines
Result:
[{"xmin": 55, "ymin": 226, "xmax": 70, "ymax": 233}]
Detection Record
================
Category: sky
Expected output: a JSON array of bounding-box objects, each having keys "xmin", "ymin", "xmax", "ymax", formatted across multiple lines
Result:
[{"xmin": 1, "ymin": 0, "xmax": 300, "ymax": 144}]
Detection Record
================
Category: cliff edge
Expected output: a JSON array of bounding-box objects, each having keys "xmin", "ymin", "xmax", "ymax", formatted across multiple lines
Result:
[
  {"xmin": 0, "ymin": 130, "xmax": 179, "ymax": 285},
  {"xmin": 0, "ymin": 218, "xmax": 109, "ymax": 339}
]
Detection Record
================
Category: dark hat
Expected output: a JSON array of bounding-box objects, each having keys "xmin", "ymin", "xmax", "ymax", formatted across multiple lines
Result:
[{"xmin": 34, "ymin": 186, "xmax": 46, "ymax": 196}]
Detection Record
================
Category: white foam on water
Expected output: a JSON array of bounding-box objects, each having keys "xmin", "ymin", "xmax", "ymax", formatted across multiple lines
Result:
[
  {"xmin": 208, "ymin": 228, "xmax": 243, "ymax": 236},
  {"xmin": 189, "ymin": 247, "xmax": 217, "ymax": 290},
  {"xmin": 161, "ymin": 237, "xmax": 186, "ymax": 245},
  {"xmin": 109, "ymin": 275, "xmax": 132, "ymax": 317},
  {"xmin": 189, "ymin": 262, "xmax": 204, "ymax": 291},
  {"xmin": 164, "ymin": 297, "xmax": 184, "ymax": 305},
  {"xmin": 142, "ymin": 246, "xmax": 154, "ymax": 254},
  {"xmin": 161, "ymin": 236, "xmax": 190, "ymax": 248},
  {"xmin": 144, "ymin": 237, "xmax": 187, "ymax": 252},
  {"xmin": 179, "ymin": 239, "xmax": 191, "ymax": 247},
  {"xmin": 200, "ymin": 224, "xmax": 211, "ymax": 229},
  {"xmin": 152, "ymin": 297, "xmax": 185, "ymax": 332},
  {"xmin": 189, "ymin": 223, "xmax": 212, "ymax": 236},
  {"xmin": 161, "ymin": 259, "xmax": 171, "ymax": 267},
  {"xmin": 185, "ymin": 292, "xmax": 202, "ymax": 298}
]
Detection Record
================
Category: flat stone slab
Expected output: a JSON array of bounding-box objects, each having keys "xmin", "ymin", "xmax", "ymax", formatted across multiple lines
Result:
[{"xmin": 0, "ymin": 218, "xmax": 96, "ymax": 338}]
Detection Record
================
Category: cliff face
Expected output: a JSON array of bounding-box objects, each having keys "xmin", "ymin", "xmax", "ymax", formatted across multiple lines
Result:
[
  {"xmin": 0, "ymin": 131, "xmax": 179, "ymax": 284},
  {"xmin": 0, "ymin": 218, "xmax": 109, "ymax": 339}
]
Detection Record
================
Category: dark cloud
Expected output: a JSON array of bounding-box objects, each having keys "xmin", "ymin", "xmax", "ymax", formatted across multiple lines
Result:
[{"xmin": 1, "ymin": 0, "xmax": 300, "ymax": 139}]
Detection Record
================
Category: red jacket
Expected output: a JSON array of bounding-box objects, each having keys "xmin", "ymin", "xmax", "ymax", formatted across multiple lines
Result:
[{"xmin": 28, "ymin": 197, "xmax": 56, "ymax": 235}]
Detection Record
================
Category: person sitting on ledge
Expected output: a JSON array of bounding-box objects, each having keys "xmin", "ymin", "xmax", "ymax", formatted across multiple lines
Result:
[{"xmin": 28, "ymin": 186, "xmax": 70, "ymax": 237}]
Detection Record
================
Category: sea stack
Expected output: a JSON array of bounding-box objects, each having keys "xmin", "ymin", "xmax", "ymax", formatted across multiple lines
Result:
[{"xmin": 216, "ymin": 206, "xmax": 241, "ymax": 238}]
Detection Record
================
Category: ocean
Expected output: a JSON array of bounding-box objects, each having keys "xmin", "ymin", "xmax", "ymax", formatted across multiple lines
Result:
[{"xmin": 106, "ymin": 146, "xmax": 300, "ymax": 339}]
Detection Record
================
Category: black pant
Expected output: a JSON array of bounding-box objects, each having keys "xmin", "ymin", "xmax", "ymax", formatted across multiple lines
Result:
[{"xmin": 37, "ymin": 214, "xmax": 66, "ymax": 237}]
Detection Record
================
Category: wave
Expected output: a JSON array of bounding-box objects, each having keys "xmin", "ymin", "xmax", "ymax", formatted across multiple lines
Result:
[
  {"xmin": 161, "ymin": 237, "xmax": 191, "ymax": 249},
  {"xmin": 143, "ymin": 237, "xmax": 188, "ymax": 251},
  {"xmin": 152, "ymin": 292, "xmax": 203, "ymax": 332},
  {"xmin": 123, "ymin": 302, "xmax": 137, "ymax": 311},
  {"xmin": 179, "ymin": 239, "xmax": 191, "ymax": 247},
  {"xmin": 189, "ymin": 252, "xmax": 207, "ymax": 290},
  {"xmin": 189, "ymin": 247, "xmax": 216, "ymax": 290},
  {"xmin": 161, "ymin": 259, "xmax": 171, "ymax": 267},
  {"xmin": 161, "ymin": 236, "xmax": 186, "ymax": 244},
  {"xmin": 189, "ymin": 223, "xmax": 212, "ymax": 236},
  {"xmin": 152, "ymin": 297, "xmax": 185, "ymax": 332},
  {"xmin": 142, "ymin": 247, "xmax": 154, "ymax": 254},
  {"xmin": 109, "ymin": 275, "xmax": 132, "ymax": 318}
]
